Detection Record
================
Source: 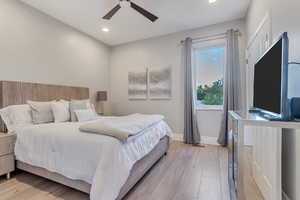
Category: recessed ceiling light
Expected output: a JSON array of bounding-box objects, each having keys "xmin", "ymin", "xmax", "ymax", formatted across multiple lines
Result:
[
  {"xmin": 102, "ymin": 27, "xmax": 110, "ymax": 32},
  {"xmin": 209, "ymin": 0, "xmax": 217, "ymax": 4}
]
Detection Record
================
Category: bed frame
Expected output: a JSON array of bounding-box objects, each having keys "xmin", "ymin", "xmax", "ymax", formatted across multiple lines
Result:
[{"xmin": 0, "ymin": 80, "xmax": 169, "ymax": 199}]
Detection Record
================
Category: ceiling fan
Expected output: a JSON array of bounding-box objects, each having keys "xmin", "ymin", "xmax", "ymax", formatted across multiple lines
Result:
[{"xmin": 102, "ymin": 0, "xmax": 158, "ymax": 22}]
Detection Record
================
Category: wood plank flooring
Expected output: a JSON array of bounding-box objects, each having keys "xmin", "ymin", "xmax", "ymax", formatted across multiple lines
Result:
[{"xmin": 0, "ymin": 142, "xmax": 230, "ymax": 200}]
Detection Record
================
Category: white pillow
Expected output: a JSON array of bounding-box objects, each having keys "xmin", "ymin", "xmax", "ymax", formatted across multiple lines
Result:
[
  {"xmin": 0, "ymin": 104, "xmax": 33, "ymax": 132},
  {"xmin": 27, "ymin": 100, "xmax": 55, "ymax": 124},
  {"xmin": 70, "ymin": 99, "xmax": 93, "ymax": 122},
  {"xmin": 74, "ymin": 109, "xmax": 98, "ymax": 122},
  {"xmin": 51, "ymin": 100, "xmax": 70, "ymax": 123}
]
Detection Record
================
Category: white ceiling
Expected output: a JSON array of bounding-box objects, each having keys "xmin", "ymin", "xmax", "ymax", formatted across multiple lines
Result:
[{"xmin": 20, "ymin": 0, "xmax": 250, "ymax": 46}]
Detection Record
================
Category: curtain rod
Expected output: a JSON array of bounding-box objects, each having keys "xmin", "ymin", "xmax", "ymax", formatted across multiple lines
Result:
[{"xmin": 180, "ymin": 30, "xmax": 241, "ymax": 44}]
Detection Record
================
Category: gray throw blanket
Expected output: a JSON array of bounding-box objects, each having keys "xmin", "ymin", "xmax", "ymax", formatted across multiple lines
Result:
[{"xmin": 79, "ymin": 114, "xmax": 164, "ymax": 142}]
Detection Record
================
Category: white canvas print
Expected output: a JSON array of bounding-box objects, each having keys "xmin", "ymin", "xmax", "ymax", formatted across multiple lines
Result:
[
  {"xmin": 128, "ymin": 68, "xmax": 148, "ymax": 100},
  {"xmin": 149, "ymin": 66, "xmax": 172, "ymax": 99}
]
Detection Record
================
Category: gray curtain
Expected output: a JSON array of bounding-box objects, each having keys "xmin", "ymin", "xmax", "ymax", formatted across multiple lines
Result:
[
  {"xmin": 183, "ymin": 37, "xmax": 201, "ymax": 145},
  {"xmin": 218, "ymin": 29, "xmax": 242, "ymax": 146}
]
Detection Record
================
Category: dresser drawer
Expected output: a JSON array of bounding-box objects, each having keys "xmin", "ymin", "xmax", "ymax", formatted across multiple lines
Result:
[
  {"xmin": 0, "ymin": 136, "xmax": 16, "ymax": 156},
  {"xmin": 0, "ymin": 154, "xmax": 15, "ymax": 176}
]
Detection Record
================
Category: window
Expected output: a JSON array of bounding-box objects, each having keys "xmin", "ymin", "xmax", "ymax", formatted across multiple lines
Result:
[{"xmin": 192, "ymin": 41, "xmax": 226, "ymax": 110}]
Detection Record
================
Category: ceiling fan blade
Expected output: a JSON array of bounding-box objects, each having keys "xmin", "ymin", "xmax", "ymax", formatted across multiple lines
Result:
[
  {"xmin": 102, "ymin": 4, "xmax": 121, "ymax": 20},
  {"xmin": 130, "ymin": 2, "xmax": 158, "ymax": 22}
]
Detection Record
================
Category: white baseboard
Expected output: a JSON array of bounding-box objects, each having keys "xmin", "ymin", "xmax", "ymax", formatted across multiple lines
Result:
[
  {"xmin": 173, "ymin": 133, "xmax": 183, "ymax": 142},
  {"xmin": 282, "ymin": 191, "xmax": 291, "ymax": 200},
  {"xmin": 172, "ymin": 133, "xmax": 219, "ymax": 146},
  {"xmin": 201, "ymin": 136, "xmax": 219, "ymax": 146}
]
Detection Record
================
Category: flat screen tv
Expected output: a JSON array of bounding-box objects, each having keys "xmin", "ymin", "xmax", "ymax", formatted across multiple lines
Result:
[{"xmin": 252, "ymin": 32, "xmax": 290, "ymax": 120}]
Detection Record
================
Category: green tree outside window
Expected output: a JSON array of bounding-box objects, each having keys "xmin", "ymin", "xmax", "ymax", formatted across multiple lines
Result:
[{"xmin": 197, "ymin": 79, "xmax": 223, "ymax": 105}]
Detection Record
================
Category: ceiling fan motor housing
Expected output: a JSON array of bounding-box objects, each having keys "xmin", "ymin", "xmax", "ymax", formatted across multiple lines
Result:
[
  {"xmin": 103, "ymin": 0, "xmax": 158, "ymax": 22},
  {"xmin": 119, "ymin": 0, "xmax": 131, "ymax": 8}
]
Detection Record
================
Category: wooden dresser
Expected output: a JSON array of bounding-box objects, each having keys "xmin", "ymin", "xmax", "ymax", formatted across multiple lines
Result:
[{"xmin": 0, "ymin": 133, "xmax": 16, "ymax": 179}]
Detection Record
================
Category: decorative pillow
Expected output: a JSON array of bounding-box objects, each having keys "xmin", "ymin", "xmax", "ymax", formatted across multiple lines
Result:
[
  {"xmin": 27, "ymin": 100, "xmax": 55, "ymax": 124},
  {"xmin": 0, "ymin": 104, "xmax": 33, "ymax": 132},
  {"xmin": 51, "ymin": 100, "xmax": 70, "ymax": 123},
  {"xmin": 70, "ymin": 99, "xmax": 93, "ymax": 122},
  {"xmin": 74, "ymin": 109, "xmax": 98, "ymax": 122}
]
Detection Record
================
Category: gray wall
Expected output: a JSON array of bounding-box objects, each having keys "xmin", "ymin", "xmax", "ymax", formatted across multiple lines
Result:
[
  {"xmin": 0, "ymin": 0, "xmax": 111, "ymax": 111},
  {"xmin": 109, "ymin": 19, "xmax": 246, "ymax": 137},
  {"xmin": 246, "ymin": 0, "xmax": 300, "ymax": 199},
  {"xmin": 0, "ymin": 0, "xmax": 246, "ymax": 141}
]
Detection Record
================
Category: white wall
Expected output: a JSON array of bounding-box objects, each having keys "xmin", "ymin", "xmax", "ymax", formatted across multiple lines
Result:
[
  {"xmin": 246, "ymin": 0, "xmax": 300, "ymax": 98},
  {"xmin": 110, "ymin": 19, "xmax": 246, "ymax": 139},
  {"xmin": 0, "ymin": 0, "xmax": 111, "ymax": 111},
  {"xmin": 246, "ymin": 0, "xmax": 300, "ymax": 199},
  {"xmin": 197, "ymin": 110, "xmax": 222, "ymax": 139},
  {"xmin": 245, "ymin": 0, "xmax": 271, "ymax": 40}
]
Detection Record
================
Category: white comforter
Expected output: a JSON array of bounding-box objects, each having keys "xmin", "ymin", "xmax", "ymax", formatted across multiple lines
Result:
[
  {"xmin": 80, "ymin": 114, "xmax": 165, "ymax": 142},
  {"xmin": 14, "ymin": 118, "xmax": 173, "ymax": 200}
]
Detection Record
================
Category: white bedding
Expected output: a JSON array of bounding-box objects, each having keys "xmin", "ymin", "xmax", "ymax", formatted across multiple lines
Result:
[
  {"xmin": 14, "ymin": 118, "xmax": 173, "ymax": 200},
  {"xmin": 79, "ymin": 114, "xmax": 165, "ymax": 142}
]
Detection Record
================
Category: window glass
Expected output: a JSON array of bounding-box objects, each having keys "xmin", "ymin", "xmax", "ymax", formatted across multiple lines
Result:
[{"xmin": 193, "ymin": 43, "xmax": 225, "ymax": 108}]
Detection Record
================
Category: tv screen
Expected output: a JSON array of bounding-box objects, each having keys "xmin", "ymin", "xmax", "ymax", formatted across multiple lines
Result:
[{"xmin": 253, "ymin": 38, "xmax": 283, "ymax": 114}]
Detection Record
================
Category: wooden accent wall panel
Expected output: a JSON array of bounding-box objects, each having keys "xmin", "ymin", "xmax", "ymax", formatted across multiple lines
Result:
[{"xmin": 0, "ymin": 81, "xmax": 89, "ymax": 132}]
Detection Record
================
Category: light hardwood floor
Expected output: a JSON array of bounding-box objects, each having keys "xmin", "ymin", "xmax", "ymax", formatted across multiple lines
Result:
[{"xmin": 0, "ymin": 142, "xmax": 230, "ymax": 200}]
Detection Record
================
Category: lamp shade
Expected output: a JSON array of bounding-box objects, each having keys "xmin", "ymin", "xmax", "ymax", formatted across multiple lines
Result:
[{"xmin": 97, "ymin": 91, "xmax": 107, "ymax": 102}]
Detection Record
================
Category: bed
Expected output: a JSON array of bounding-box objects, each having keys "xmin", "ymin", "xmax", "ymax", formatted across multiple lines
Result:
[{"xmin": 0, "ymin": 81, "xmax": 172, "ymax": 200}]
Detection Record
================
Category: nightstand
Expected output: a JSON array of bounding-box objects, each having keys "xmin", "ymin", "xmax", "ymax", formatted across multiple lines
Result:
[{"xmin": 0, "ymin": 133, "xmax": 16, "ymax": 179}]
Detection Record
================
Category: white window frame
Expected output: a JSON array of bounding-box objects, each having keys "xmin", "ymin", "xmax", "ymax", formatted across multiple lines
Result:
[{"xmin": 192, "ymin": 39, "xmax": 226, "ymax": 111}]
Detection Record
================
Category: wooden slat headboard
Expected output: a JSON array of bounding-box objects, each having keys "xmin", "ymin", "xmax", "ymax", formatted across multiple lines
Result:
[{"xmin": 0, "ymin": 81, "xmax": 89, "ymax": 132}]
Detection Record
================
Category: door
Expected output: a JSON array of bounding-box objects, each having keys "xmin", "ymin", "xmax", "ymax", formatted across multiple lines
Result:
[{"xmin": 245, "ymin": 13, "xmax": 282, "ymax": 200}]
